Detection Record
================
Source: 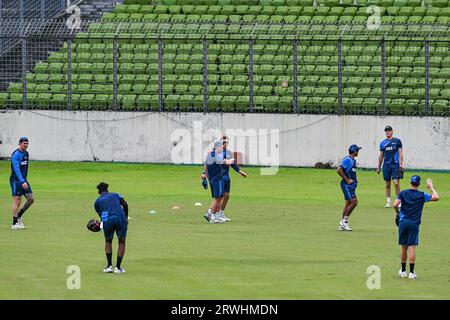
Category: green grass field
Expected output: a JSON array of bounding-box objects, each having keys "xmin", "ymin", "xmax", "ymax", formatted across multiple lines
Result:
[{"xmin": 0, "ymin": 161, "xmax": 449, "ymax": 300}]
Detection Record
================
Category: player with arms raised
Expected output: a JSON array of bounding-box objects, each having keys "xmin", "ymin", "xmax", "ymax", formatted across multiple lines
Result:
[{"xmin": 394, "ymin": 176, "xmax": 439, "ymax": 279}]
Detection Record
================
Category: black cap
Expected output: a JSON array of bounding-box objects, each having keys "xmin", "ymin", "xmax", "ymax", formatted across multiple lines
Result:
[
  {"xmin": 349, "ymin": 144, "xmax": 362, "ymax": 153},
  {"xmin": 384, "ymin": 126, "xmax": 393, "ymax": 131},
  {"xmin": 19, "ymin": 136, "xmax": 29, "ymax": 143},
  {"xmin": 96, "ymin": 182, "xmax": 109, "ymax": 193}
]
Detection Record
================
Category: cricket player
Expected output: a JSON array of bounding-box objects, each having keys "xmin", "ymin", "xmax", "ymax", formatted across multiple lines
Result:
[
  {"xmin": 10, "ymin": 137, "xmax": 35, "ymax": 230},
  {"xmin": 337, "ymin": 144, "xmax": 362, "ymax": 231},
  {"xmin": 202, "ymin": 141, "xmax": 235, "ymax": 224},
  {"xmin": 394, "ymin": 176, "xmax": 439, "ymax": 279},
  {"xmin": 377, "ymin": 126, "xmax": 404, "ymax": 208},
  {"xmin": 94, "ymin": 182, "xmax": 129, "ymax": 274},
  {"xmin": 203, "ymin": 136, "xmax": 247, "ymax": 222}
]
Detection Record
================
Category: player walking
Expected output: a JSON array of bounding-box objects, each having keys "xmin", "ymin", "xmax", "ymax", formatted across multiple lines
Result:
[
  {"xmin": 394, "ymin": 176, "xmax": 439, "ymax": 279},
  {"xmin": 215, "ymin": 136, "xmax": 247, "ymax": 222},
  {"xmin": 94, "ymin": 182, "xmax": 129, "ymax": 274},
  {"xmin": 377, "ymin": 126, "xmax": 404, "ymax": 208},
  {"xmin": 337, "ymin": 144, "xmax": 362, "ymax": 231},
  {"xmin": 10, "ymin": 137, "xmax": 35, "ymax": 230},
  {"xmin": 202, "ymin": 141, "xmax": 235, "ymax": 224}
]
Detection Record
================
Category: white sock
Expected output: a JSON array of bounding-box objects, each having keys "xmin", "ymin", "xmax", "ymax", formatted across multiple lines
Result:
[
  {"xmin": 208, "ymin": 208, "xmax": 213, "ymax": 214},
  {"xmin": 387, "ymin": 198, "xmax": 391, "ymax": 204},
  {"xmin": 343, "ymin": 216, "xmax": 349, "ymax": 223}
]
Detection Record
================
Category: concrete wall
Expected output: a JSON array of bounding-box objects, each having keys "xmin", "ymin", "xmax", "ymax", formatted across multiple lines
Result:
[{"xmin": 0, "ymin": 110, "xmax": 449, "ymax": 170}]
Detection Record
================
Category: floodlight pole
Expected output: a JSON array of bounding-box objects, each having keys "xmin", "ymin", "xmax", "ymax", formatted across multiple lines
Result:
[
  {"xmin": 158, "ymin": 38, "xmax": 164, "ymax": 112},
  {"xmin": 337, "ymin": 39, "xmax": 343, "ymax": 115},
  {"xmin": 293, "ymin": 35, "xmax": 299, "ymax": 114},
  {"xmin": 381, "ymin": 38, "xmax": 386, "ymax": 115},
  {"xmin": 21, "ymin": 37, "xmax": 27, "ymax": 110},
  {"xmin": 424, "ymin": 40, "xmax": 430, "ymax": 115}
]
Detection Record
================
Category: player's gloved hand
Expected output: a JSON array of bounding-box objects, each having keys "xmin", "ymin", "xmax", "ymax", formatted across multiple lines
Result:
[
  {"xmin": 398, "ymin": 167, "xmax": 404, "ymax": 179},
  {"xmin": 395, "ymin": 214, "xmax": 400, "ymax": 227},
  {"xmin": 87, "ymin": 219, "xmax": 102, "ymax": 232},
  {"xmin": 202, "ymin": 178, "xmax": 208, "ymax": 190}
]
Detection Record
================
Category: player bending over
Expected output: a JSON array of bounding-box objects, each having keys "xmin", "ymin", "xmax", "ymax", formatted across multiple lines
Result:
[
  {"xmin": 10, "ymin": 137, "xmax": 35, "ymax": 230},
  {"xmin": 202, "ymin": 141, "xmax": 235, "ymax": 224},
  {"xmin": 94, "ymin": 182, "xmax": 129, "ymax": 274},
  {"xmin": 336, "ymin": 144, "xmax": 361, "ymax": 231},
  {"xmin": 394, "ymin": 176, "xmax": 439, "ymax": 279},
  {"xmin": 377, "ymin": 126, "xmax": 404, "ymax": 208}
]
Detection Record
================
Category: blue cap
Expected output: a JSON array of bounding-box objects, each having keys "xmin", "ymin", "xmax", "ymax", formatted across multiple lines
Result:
[
  {"xmin": 411, "ymin": 175, "xmax": 421, "ymax": 186},
  {"xmin": 348, "ymin": 144, "xmax": 362, "ymax": 153},
  {"xmin": 19, "ymin": 136, "xmax": 29, "ymax": 143}
]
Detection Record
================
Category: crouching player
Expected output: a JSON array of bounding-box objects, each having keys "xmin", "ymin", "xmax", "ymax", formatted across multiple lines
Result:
[
  {"xmin": 94, "ymin": 182, "xmax": 129, "ymax": 274},
  {"xmin": 202, "ymin": 141, "xmax": 235, "ymax": 224},
  {"xmin": 336, "ymin": 144, "xmax": 361, "ymax": 231},
  {"xmin": 394, "ymin": 176, "xmax": 439, "ymax": 279}
]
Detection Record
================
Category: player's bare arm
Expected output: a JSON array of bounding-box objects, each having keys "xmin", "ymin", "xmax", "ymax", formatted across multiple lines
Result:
[
  {"xmin": 427, "ymin": 179, "xmax": 439, "ymax": 201},
  {"xmin": 399, "ymin": 148, "xmax": 404, "ymax": 168},
  {"xmin": 337, "ymin": 166, "xmax": 353, "ymax": 185},
  {"xmin": 377, "ymin": 151, "xmax": 383, "ymax": 174}
]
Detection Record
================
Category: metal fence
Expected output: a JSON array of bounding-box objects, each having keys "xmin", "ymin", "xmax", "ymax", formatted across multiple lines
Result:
[
  {"xmin": 0, "ymin": 19, "xmax": 449, "ymax": 116},
  {"xmin": 0, "ymin": 0, "xmax": 67, "ymax": 54}
]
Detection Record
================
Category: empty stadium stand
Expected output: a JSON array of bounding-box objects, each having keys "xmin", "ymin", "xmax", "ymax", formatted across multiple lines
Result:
[{"xmin": 0, "ymin": 0, "xmax": 448, "ymax": 115}]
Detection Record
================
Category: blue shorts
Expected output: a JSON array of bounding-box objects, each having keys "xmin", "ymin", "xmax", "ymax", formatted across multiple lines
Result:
[
  {"xmin": 341, "ymin": 183, "xmax": 357, "ymax": 201},
  {"xmin": 383, "ymin": 164, "xmax": 402, "ymax": 181},
  {"xmin": 209, "ymin": 179, "xmax": 224, "ymax": 199},
  {"xmin": 398, "ymin": 221, "xmax": 419, "ymax": 246},
  {"xmin": 222, "ymin": 175, "xmax": 231, "ymax": 193},
  {"xmin": 10, "ymin": 180, "xmax": 32, "ymax": 197},
  {"xmin": 103, "ymin": 218, "xmax": 128, "ymax": 240}
]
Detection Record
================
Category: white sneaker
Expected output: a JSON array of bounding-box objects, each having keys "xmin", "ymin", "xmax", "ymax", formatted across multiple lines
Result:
[
  {"xmin": 342, "ymin": 221, "xmax": 353, "ymax": 231},
  {"xmin": 103, "ymin": 266, "xmax": 113, "ymax": 273},
  {"xmin": 385, "ymin": 202, "xmax": 391, "ymax": 208},
  {"xmin": 408, "ymin": 272, "xmax": 417, "ymax": 279},
  {"xmin": 338, "ymin": 222, "xmax": 345, "ymax": 231},
  {"xmin": 398, "ymin": 269, "xmax": 407, "ymax": 278},
  {"xmin": 203, "ymin": 212, "xmax": 211, "ymax": 222},
  {"xmin": 209, "ymin": 214, "xmax": 223, "ymax": 224},
  {"xmin": 114, "ymin": 267, "xmax": 126, "ymax": 274},
  {"xmin": 18, "ymin": 217, "xmax": 26, "ymax": 229},
  {"xmin": 11, "ymin": 223, "xmax": 25, "ymax": 230},
  {"xmin": 221, "ymin": 213, "xmax": 231, "ymax": 222}
]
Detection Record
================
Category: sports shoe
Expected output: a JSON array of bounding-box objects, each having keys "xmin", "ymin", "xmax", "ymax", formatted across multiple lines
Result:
[
  {"xmin": 385, "ymin": 202, "xmax": 390, "ymax": 208},
  {"xmin": 18, "ymin": 217, "xmax": 26, "ymax": 229},
  {"xmin": 398, "ymin": 269, "xmax": 407, "ymax": 278},
  {"xmin": 203, "ymin": 212, "xmax": 211, "ymax": 222},
  {"xmin": 220, "ymin": 213, "xmax": 231, "ymax": 222},
  {"xmin": 342, "ymin": 221, "xmax": 353, "ymax": 231},
  {"xmin": 408, "ymin": 272, "xmax": 417, "ymax": 279},
  {"xmin": 114, "ymin": 267, "xmax": 126, "ymax": 274},
  {"xmin": 11, "ymin": 223, "xmax": 25, "ymax": 230},
  {"xmin": 338, "ymin": 222, "xmax": 345, "ymax": 231},
  {"xmin": 209, "ymin": 214, "xmax": 223, "ymax": 224},
  {"xmin": 103, "ymin": 266, "xmax": 113, "ymax": 273}
]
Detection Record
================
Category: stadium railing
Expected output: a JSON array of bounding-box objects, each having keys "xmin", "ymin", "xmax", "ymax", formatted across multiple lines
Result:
[{"xmin": 0, "ymin": 19, "xmax": 448, "ymax": 116}]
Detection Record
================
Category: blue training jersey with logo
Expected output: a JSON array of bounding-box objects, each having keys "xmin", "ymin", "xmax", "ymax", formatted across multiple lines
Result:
[
  {"xmin": 221, "ymin": 148, "xmax": 240, "ymax": 177},
  {"xmin": 205, "ymin": 150, "xmax": 224, "ymax": 182},
  {"xmin": 340, "ymin": 155, "xmax": 357, "ymax": 187},
  {"xmin": 10, "ymin": 149, "xmax": 29, "ymax": 183},
  {"xmin": 397, "ymin": 189, "xmax": 431, "ymax": 225},
  {"xmin": 380, "ymin": 138, "xmax": 402, "ymax": 166},
  {"xmin": 94, "ymin": 192, "xmax": 126, "ymax": 221}
]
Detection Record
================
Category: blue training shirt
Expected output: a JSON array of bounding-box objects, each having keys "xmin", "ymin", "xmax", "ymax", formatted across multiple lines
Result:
[
  {"xmin": 397, "ymin": 189, "xmax": 431, "ymax": 225},
  {"xmin": 340, "ymin": 155, "xmax": 357, "ymax": 187},
  {"xmin": 10, "ymin": 149, "xmax": 29, "ymax": 183},
  {"xmin": 221, "ymin": 148, "xmax": 240, "ymax": 177},
  {"xmin": 380, "ymin": 138, "xmax": 402, "ymax": 166},
  {"xmin": 205, "ymin": 150, "xmax": 225, "ymax": 182},
  {"xmin": 94, "ymin": 192, "xmax": 126, "ymax": 222}
]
